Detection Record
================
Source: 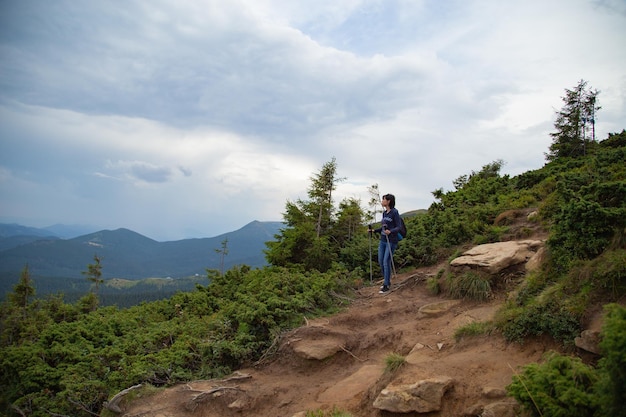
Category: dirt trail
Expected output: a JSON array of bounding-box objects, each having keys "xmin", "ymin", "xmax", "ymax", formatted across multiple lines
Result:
[{"xmin": 120, "ymin": 262, "xmax": 563, "ymax": 417}]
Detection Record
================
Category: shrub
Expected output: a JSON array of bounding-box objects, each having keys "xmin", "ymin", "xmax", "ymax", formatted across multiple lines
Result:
[
  {"xmin": 595, "ymin": 304, "xmax": 626, "ymax": 417},
  {"xmin": 507, "ymin": 352, "xmax": 599, "ymax": 417},
  {"xmin": 499, "ymin": 300, "xmax": 581, "ymax": 344}
]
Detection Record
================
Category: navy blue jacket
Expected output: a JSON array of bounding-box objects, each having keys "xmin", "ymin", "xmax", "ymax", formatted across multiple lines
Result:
[{"xmin": 374, "ymin": 208, "xmax": 402, "ymax": 244}]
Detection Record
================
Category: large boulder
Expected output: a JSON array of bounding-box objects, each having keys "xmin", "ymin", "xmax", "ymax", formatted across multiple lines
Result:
[
  {"xmin": 373, "ymin": 376, "xmax": 454, "ymax": 413},
  {"xmin": 450, "ymin": 240, "xmax": 544, "ymax": 274}
]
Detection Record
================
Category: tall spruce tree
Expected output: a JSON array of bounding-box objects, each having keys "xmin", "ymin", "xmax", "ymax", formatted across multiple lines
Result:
[
  {"xmin": 8, "ymin": 265, "xmax": 35, "ymax": 310},
  {"xmin": 265, "ymin": 158, "xmax": 365, "ymax": 272},
  {"xmin": 546, "ymin": 79, "xmax": 601, "ymax": 161}
]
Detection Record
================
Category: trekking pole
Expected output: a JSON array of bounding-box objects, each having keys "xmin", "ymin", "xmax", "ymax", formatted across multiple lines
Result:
[
  {"xmin": 384, "ymin": 227, "xmax": 397, "ymax": 279},
  {"xmin": 368, "ymin": 224, "xmax": 373, "ymax": 284}
]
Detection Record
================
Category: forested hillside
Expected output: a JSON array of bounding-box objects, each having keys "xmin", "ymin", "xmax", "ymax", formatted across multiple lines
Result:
[
  {"xmin": 0, "ymin": 221, "xmax": 283, "ymax": 306},
  {"xmin": 1, "ymin": 81, "xmax": 625, "ymax": 417}
]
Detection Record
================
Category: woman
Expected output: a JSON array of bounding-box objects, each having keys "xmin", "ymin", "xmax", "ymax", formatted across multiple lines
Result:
[{"xmin": 369, "ymin": 193, "xmax": 401, "ymax": 293}]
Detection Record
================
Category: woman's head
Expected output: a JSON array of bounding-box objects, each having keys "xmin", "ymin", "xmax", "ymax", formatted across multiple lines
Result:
[{"xmin": 382, "ymin": 193, "xmax": 395, "ymax": 209}]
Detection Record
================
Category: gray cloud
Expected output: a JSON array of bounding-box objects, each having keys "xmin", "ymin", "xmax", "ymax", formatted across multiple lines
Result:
[
  {"xmin": 1, "ymin": 0, "xmax": 625, "ymax": 240},
  {"xmin": 129, "ymin": 162, "xmax": 173, "ymax": 183}
]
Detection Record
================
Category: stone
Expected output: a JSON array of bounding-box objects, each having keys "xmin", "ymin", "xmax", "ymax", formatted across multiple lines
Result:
[
  {"xmin": 227, "ymin": 398, "xmax": 248, "ymax": 409},
  {"xmin": 373, "ymin": 376, "xmax": 454, "ymax": 413},
  {"xmin": 292, "ymin": 340, "xmax": 342, "ymax": 360},
  {"xmin": 418, "ymin": 299, "xmax": 461, "ymax": 317},
  {"xmin": 482, "ymin": 386, "xmax": 507, "ymax": 399},
  {"xmin": 575, "ymin": 329, "xmax": 602, "ymax": 354},
  {"xmin": 525, "ymin": 246, "xmax": 546, "ymax": 272},
  {"xmin": 461, "ymin": 403, "xmax": 484, "ymax": 416},
  {"xmin": 450, "ymin": 240, "xmax": 544, "ymax": 274},
  {"xmin": 481, "ymin": 400, "xmax": 519, "ymax": 417},
  {"xmin": 318, "ymin": 364, "xmax": 384, "ymax": 403}
]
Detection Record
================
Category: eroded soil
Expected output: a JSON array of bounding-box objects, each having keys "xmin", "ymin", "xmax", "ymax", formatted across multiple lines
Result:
[{"xmin": 119, "ymin": 262, "xmax": 567, "ymax": 417}]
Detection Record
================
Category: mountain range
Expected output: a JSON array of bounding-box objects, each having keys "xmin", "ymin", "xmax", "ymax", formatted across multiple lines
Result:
[{"xmin": 0, "ymin": 221, "xmax": 283, "ymax": 300}]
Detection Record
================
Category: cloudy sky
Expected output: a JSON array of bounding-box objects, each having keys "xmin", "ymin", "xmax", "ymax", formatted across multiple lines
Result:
[{"xmin": 1, "ymin": 0, "xmax": 625, "ymax": 241}]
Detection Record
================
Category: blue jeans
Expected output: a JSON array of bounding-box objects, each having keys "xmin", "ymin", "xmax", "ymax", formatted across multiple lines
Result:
[{"xmin": 378, "ymin": 239, "xmax": 397, "ymax": 287}]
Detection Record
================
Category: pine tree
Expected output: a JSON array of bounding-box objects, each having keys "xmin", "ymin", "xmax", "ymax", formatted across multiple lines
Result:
[
  {"xmin": 83, "ymin": 254, "xmax": 104, "ymax": 292},
  {"xmin": 9, "ymin": 265, "xmax": 35, "ymax": 310},
  {"xmin": 265, "ymin": 158, "xmax": 365, "ymax": 272},
  {"xmin": 546, "ymin": 79, "xmax": 601, "ymax": 161}
]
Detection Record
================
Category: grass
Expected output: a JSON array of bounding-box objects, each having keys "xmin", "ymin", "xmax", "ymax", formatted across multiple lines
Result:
[
  {"xmin": 448, "ymin": 271, "xmax": 491, "ymax": 301},
  {"xmin": 384, "ymin": 352, "xmax": 406, "ymax": 373},
  {"xmin": 454, "ymin": 321, "xmax": 493, "ymax": 342}
]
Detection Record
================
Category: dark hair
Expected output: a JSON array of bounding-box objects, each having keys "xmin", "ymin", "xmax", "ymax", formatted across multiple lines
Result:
[{"xmin": 383, "ymin": 193, "xmax": 396, "ymax": 209}]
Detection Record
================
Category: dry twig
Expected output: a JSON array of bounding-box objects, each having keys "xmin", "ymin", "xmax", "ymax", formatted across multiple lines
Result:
[{"xmin": 339, "ymin": 345, "xmax": 367, "ymax": 362}]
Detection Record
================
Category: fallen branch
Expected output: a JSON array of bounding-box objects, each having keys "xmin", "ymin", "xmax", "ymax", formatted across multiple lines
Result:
[
  {"xmin": 330, "ymin": 290, "xmax": 354, "ymax": 302},
  {"xmin": 339, "ymin": 345, "xmax": 367, "ymax": 362},
  {"xmin": 185, "ymin": 371, "xmax": 252, "ymax": 389},
  {"xmin": 254, "ymin": 333, "xmax": 283, "ymax": 366},
  {"xmin": 185, "ymin": 386, "xmax": 244, "ymax": 411},
  {"xmin": 103, "ymin": 383, "xmax": 143, "ymax": 413}
]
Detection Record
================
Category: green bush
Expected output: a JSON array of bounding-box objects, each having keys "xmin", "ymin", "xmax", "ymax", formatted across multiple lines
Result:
[
  {"xmin": 499, "ymin": 300, "xmax": 581, "ymax": 344},
  {"xmin": 507, "ymin": 304, "xmax": 626, "ymax": 417},
  {"xmin": 0, "ymin": 265, "xmax": 357, "ymax": 417},
  {"xmin": 595, "ymin": 304, "xmax": 626, "ymax": 417},
  {"xmin": 507, "ymin": 352, "xmax": 599, "ymax": 417}
]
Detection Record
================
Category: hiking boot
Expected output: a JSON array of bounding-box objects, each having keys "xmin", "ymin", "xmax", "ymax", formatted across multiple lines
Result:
[{"xmin": 379, "ymin": 285, "xmax": 389, "ymax": 294}]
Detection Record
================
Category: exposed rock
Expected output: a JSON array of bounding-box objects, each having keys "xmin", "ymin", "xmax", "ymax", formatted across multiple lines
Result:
[
  {"xmin": 480, "ymin": 400, "xmax": 519, "ymax": 417},
  {"xmin": 228, "ymin": 398, "xmax": 248, "ymax": 410},
  {"xmin": 373, "ymin": 376, "xmax": 454, "ymax": 413},
  {"xmin": 418, "ymin": 299, "xmax": 461, "ymax": 317},
  {"xmin": 525, "ymin": 246, "xmax": 546, "ymax": 272},
  {"xmin": 406, "ymin": 343, "xmax": 430, "ymax": 364},
  {"xmin": 450, "ymin": 240, "xmax": 544, "ymax": 274},
  {"xmin": 482, "ymin": 386, "xmax": 507, "ymax": 399},
  {"xmin": 575, "ymin": 329, "xmax": 602, "ymax": 354},
  {"xmin": 318, "ymin": 364, "xmax": 384, "ymax": 403},
  {"xmin": 462, "ymin": 403, "xmax": 484, "ymax": 416},
  {"xmin": 291, "ymin": 339, "xmax": 342, "ymax": 360}
]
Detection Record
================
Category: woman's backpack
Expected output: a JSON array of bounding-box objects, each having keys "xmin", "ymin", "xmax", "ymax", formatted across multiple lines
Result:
[{"xmin": 398, "ymin": 216, "xmax": 407, "ymax": 240}]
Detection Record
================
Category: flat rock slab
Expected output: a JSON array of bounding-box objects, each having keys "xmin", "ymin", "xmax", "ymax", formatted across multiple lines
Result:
[
  {"xmin": 292, "ymin": 338, "xmax": 343, "ymax": 360},
  {"xmin": 318, "ymin": 364, "xmax": 385, "ymax": 403},
  {"xmin": 450, "ymin": 240, "xmax": 544, "ymax": 274},
  {"xmin": 418, "ymin": 299, "xmax": 461, "ymax": 317},
  {"xmin": 373, "ymin": 376, "xmax": 454, "ymax": 413}
]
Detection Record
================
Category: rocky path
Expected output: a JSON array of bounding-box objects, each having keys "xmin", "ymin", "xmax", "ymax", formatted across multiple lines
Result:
[{"xmin": 119, "ymin": 265, "xmax": 560, "ymax": 417}]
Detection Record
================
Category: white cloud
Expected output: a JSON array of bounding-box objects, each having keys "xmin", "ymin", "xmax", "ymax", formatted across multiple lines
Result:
[{"xmin": 1, "ymin": 0, "xmax": 625, "ymax": 240}]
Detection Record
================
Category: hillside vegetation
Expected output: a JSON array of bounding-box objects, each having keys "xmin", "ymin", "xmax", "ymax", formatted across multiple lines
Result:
[{"xmin": 1, "ymin": 81, "xmax": 625, "ymax": 417}]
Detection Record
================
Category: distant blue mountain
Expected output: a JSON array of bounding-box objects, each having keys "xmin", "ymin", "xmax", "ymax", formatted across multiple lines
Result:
[
  {"xmin": 42, "ymin": 223, "xmax": 99, "ymax": 239},
  {"xmin": 0, "ymin": 223, "xmax": 59, "ymax": 239},
  {"xmin": 0, "ymin": 221, "xmax": 284, "ymax": 295},
  {"xmin": 0, "ymin": 223, "xmax": 61, "ymax": 251}
]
